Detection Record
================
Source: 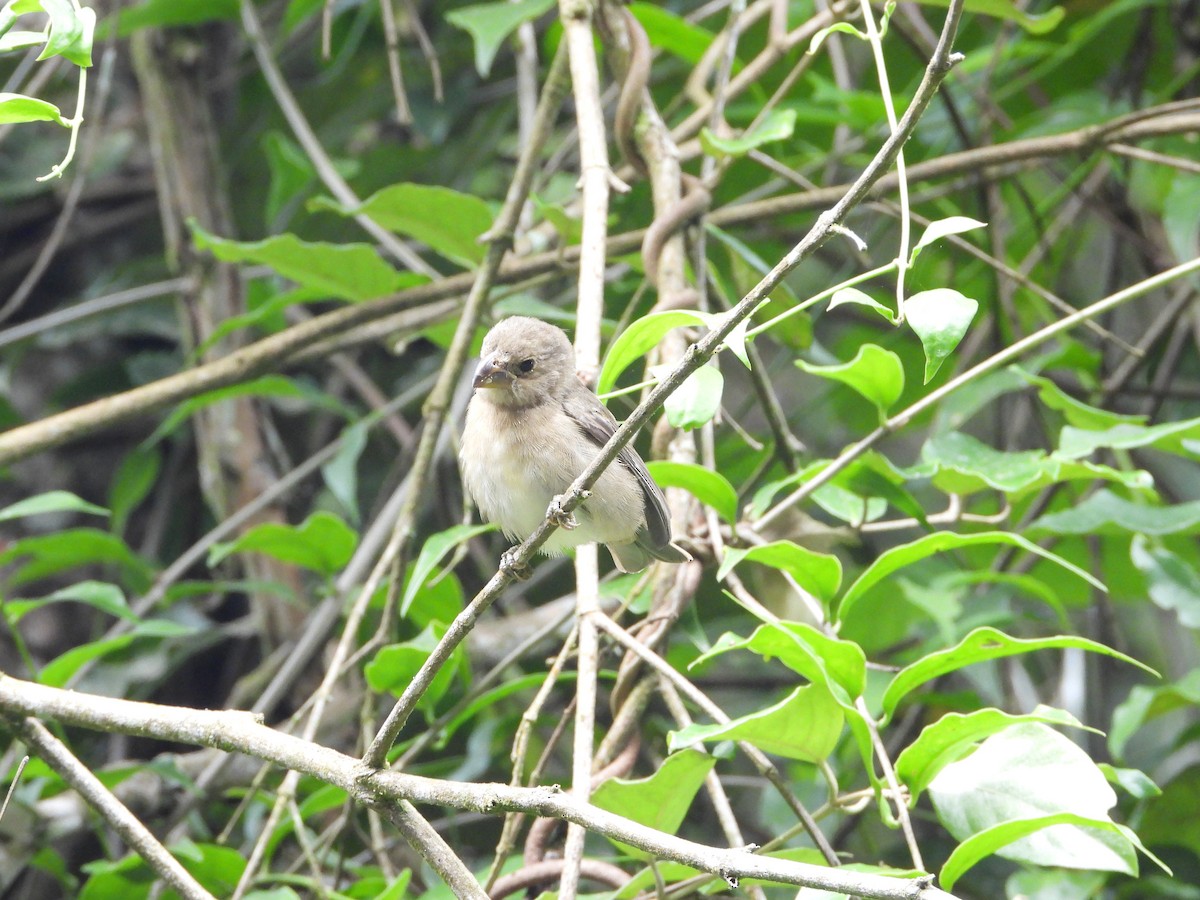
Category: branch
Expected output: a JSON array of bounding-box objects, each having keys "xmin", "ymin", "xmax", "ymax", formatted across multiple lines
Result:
[
  {"xmin": 5, "ymin": 714, "xmax": 216, "ymax": 900},
  {"xmin": 0, "ymin": 675, "xmax": 960, "ymax": 900}
]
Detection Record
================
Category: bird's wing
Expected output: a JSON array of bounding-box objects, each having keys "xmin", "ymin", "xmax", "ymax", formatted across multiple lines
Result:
[{"xmin": 561, "ymin": 393, "xmax": 674, "ymax": 550}]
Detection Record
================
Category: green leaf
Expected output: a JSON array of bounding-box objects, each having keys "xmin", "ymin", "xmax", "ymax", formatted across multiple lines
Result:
[
  {"xmin": 663, "ymin": 364, "xmax": 722, "ymax": 431},
  {"xmin": 1099, "ymin": 765, "xmax": 1161, "ymax": 800},
  {"xmin": 0, "ymin": 490, "xmax": 108, "ymax": 523},
  {"xmin": 827, "ymin": 287, "xmax": 897, "ymax": 324},
  {"xmin": 1013, "ymin": 367, "xmax": 1145, "ymax": 430},
  {"xmin": 896, "ymin": 706, "xmax": 1089, "ymax": 803},
  {"xmin": 1109, "ymin": 669, "xmax": 1200, "ymax": 760},
  {"xmin": 38, "ymin": 0, "xmax": 93, "ymax": 66},
  {"xmin": 364, "ymin": 623, "xmax": 463, "ymax": 713},
  {"xmin": 692, "ymin": 621, "xmax": 866, "ymax": 705},
  {"xmin": 192, "ymin": 224, "xmax": 415, "ymax": 302},
  {"xmin": 209, "ymin": 511, "xmax": 358, "ymax": 577},
  {"xmin": 113, "ymin": 0, "xmax": 239, "ymax": 35},
  {"xmin": 5, "ymin": 581, "xmax": 136, "ymax": 624},
  {"xmin": 598, "ymin": 310, "xmax": 711, "ymax": 394},
  {"xmin": 931, "ymin": 724, "xmax": 1166, "ymax": 889},
  {"xmin": 912, "ymin": 0, "xmax": 1065, "ymax": 35},
  {"xmin": 644, "ymin": 460, "xmax": 738, "ymax": 524},
  {"xmin": 401, "ymin": 524, "xmax": 494, "ymax": 617},
  {"xmin": 796, "ymin": 343, "xmax": 905, "ymax": 421},
  {"xmin": 629, "ymin": 3, "xmax": 715, "ymax": 65},
  {"xmin": 881, "ymin": 627, "xmax": 1156, "ymax": 721},
  {"xmin": 147, "ymin": 375, "xmax": 325, "ymax": 445},
  {"xmin": 718, "ymin": 541, "xmax": 842, "ymax": 606},
  {"xmin": 321, "ymin": 421, "xmax": 368, "ymax": 522},
  {"xmin": 1028, "ymin": 490, "xmax": 1200, "ymax": 537},
  {"xmin": 310, "ymin": 183, "xmax": 493, "ymax": 268},
  {"xmin": 940, "ymin": 814, "xmax": 1141, "ymax": 890},
  {"xmin": 108, "ymin": 448, "xmax": 160, "ymax": 537},
  {"xmin": 905, "ymin": 288, "xmax": 978, "ymax": 382},
  {"xmin": 0, "ymin": 528, "xmax": 153, "ymax": 591},
  {"xmin": 0, "ymin": 30, "xmax": 46, "ymax": 53},
  {"xmin": 262, "ymin": 131, "xmax": 316, "ymax": 223},
  {"xmin": 1059, "ymin": 416, "xmax": 1200, "ymax": 458},
  {"xmin": 912, "ymin": 216, "xmax": 987, "ymax": 256},
  {"xmin": 700, "ymin": 109, "xmax": 797, "ymax": 159},
  {"xmin": 40, "ymin": 619, "xmax": 194, "ymax": 687},
  {"xmin": 445, "ymin": 0, "xmax": 555, "ymax": 77},
  {"xmin": 592, "ymin": 749, "xmax": 715, "ymax": 859},
  {"xmin": 0, "ymin": 92, "xmax": 66, "ymax": 125},
  {"xmin": 1131, "ymin": 535, "xmax": 1200, "ymax": 628},
  {"xmin": 921, "ymin": 432, "xmax": 1150, "ymax": 497},
  {"xmin": 669, "ymin": 684, "xmax": 843, "ymax": 761},
  {"xmin": 837, "ymin": 531, "xmax": 1103, "ymax": 625}
]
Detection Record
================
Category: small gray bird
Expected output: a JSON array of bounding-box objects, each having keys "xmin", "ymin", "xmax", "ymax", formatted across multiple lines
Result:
[{"xmin": 460, "ymin": 316, "xmax": 691, "ymax": 574}]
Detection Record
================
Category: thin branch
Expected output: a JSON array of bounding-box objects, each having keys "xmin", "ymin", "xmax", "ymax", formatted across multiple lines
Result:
[{"xmin": 6, "ymin": 715, "xmax": 216, "ymax": 900}]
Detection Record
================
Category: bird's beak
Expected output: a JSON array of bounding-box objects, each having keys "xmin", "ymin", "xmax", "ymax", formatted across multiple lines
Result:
[{"xmin": 473, "ymin": 359, "xmax": 510, "ymax": 389}]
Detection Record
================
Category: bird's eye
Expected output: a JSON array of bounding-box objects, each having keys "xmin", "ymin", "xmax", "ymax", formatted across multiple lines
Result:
[{"xmin": 518, "ymin": 358, "xmax": 536, "ymax": 374}]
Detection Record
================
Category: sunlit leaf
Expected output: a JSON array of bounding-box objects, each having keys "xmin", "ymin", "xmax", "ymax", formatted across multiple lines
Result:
[
  {"xmin": 446, "ymin": 0, "xmax": 556, "ymax": 77},
  {"xmin": 796, "ymin": 343, "xmax": 904, "ymax": 420},
  {"xmin": 882, "ymin": 628, "xmax": 1156, "ymax": 721},
  {"xmin": 905, "ymin": 288, "xmax": 978, "ymax": 382},
  {"xmin": 645, "ymin": 460, "xmax": 738, "ymax": 524},
  {"xmin": 311, "ymin": 183, "xmax": 493, "ymax": 267},
  {"xmin": 669, "ymin": 685, "xmax": 843, "ymax": 761}
]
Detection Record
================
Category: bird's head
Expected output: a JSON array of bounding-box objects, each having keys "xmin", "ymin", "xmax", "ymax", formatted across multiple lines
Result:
[{"xmin": 472, "ymin": 317, "xmax": 576, "ymax": 409}]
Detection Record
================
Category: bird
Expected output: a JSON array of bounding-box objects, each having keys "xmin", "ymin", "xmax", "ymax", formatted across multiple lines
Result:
[{"xmin": 460, "ymin": 316, "xmax": 691, "ymax": 575}]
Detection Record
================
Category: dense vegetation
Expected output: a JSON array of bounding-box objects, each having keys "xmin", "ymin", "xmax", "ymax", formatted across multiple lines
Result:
[{"xmin": 1, "ymin": 0, "xmax": 1198, "ymax": 898}]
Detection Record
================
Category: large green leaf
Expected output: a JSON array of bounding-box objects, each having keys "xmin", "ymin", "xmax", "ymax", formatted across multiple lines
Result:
[
  {"xmin": 0, "ymin": 528, "xmax": 154, "ymax": 591},
  {"xmin": 881, "ymin": 628, "xmax": 1155, "ymax": 721},
  {"xmin": 1029, "ymin": 490, "xmax": 1200, "ymax": 537},
  {"xmin": 364, "ymin": 623, "xmax": 464, "ymax": 714},
  {"xmin": 718, "ymin": 541, "xmax": 842, "ymax": 606},
  {"xmin": 796, "ymin": 344, "xmax": 904, "ymax": 421},
  {"xmin": 663, "ymin": 363, "xmax": 723, "ymax": 431},
  {"xmin": 311, "ymin": 183, "xmax": 493, "ymax": 268},
  {"xmin": 592, "ymin": 749, "xmax": 715, "ymax": 859},
  {"xmin": 192, "ymin": 224, "xmax": 417, "ymax": 301},
  {"xmin": 208, "ymin": 511, "xmax": 358, "ymax": 577},
  {"xmin": 896, "ymin": 706, "xmax": 1090, "ymax": 802},
  {"xmin": 668, "ymin": 684, "xmax": 843, "ymax": 761},
  {"xmin": 4, "ymin": 581, "xmax": 136, "ymax": 625},
  {"xmin": 693, "ymin": 621, "xmax": 865, "ymax": 705},
  {"xmin": 921, "ymin": 432, "xmax": 1150, "ymax": 496},
  {"xmin": 645, "ymin": 460, "xmax": 738, "ymax": 524},
  {"xmin": 837, "ymin": 531, "xmax": 1102, "ymax": 625},
  {"xmin": 1058, "ymin": 416, "xmax": 1200, "ymax": 459},
  {"xmin": 598, "ymin": 310, "xmax": 711, "ymax": 394},
  {"xmin": 929, "ymin": 724, "xmax": 1163, "ymax": 888}
]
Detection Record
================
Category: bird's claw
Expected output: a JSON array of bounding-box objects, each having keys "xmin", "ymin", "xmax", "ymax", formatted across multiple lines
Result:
[
  {"xmin": 547, "ymin": 494, "xmax": 580, "ymax": 531},
  {"xmin": 500, "ymin": 547, "xmax": 532, "ymax": 581}
]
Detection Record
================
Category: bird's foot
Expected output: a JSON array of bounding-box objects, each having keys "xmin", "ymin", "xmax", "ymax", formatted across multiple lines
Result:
[
  {"xmin": 547, "ymin": 493, "xmax": 584, "ymax": 531},
  {"xmin": 499, "ymin": 547, "xmax": 532, "ymax": 581}
]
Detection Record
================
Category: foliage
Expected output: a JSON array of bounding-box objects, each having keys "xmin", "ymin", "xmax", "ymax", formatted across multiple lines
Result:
[{"xmin": 1, "ymin": 0, "xmax": 1198, "ymax": 898}]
